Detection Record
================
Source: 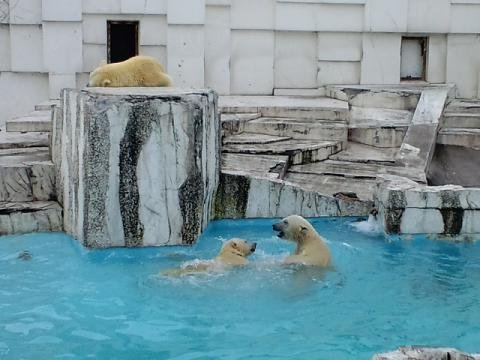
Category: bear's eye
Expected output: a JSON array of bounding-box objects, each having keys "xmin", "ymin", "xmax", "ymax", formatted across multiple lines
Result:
[
  {"xmin": 283, "ymin": 220, "xmax": 288, "ymax": 225},
  {"xmin": 232, "ymin": 242, "xmax": 237, "ymax": 248}
]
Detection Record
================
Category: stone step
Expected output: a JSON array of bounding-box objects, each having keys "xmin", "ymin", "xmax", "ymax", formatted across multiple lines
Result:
[
  {"xmin": 6, "ymin": 111, "xmax": 52, "ymax": 132},
  {"xmin": 349, "ymin": 107, "xmax": 412, "ymax": 148},
  {"xmin": 243, "ymin": 117, "xmax": 347, "ymax": 144},
  {"xmin": 0, "ymin": 132, "xmax": 49, "ymax": 149},
  {"xmin": 0, "ymin": 147, "xmax": 50, "ymax": 163},
  {"xmin": 273, "ymin": 88, "xmax": 325, "ymax": 97},
  {"xmin": 329, "ymin": 142, "xmax": 398, "ymax": 164},
  {"xmin": 284, "ymin": 172, "xmax": 377, "ymax": 202},
  {"xmin": 223, "ymin": 138, "xmax": 343, "ymax": 165},
  {"xmin": 223, "ymin": 133, "xmax": 291, "ymax": 145},
  {"xmin": 35, "ymin": 99, "xmax": 60, "ymax": 111},
  {"xmin": 0, "ymin": 152, "xmax": 55, "ymax": 202},
  {"xmin": 437, "ymin": 128, "xmax": 480, "ymax": 148},
  {"xmin": 221, "ymin": 113, "xmax": 262, "ymax": 136},
  {"xmin": 326, "ymin": 85, "xmax": 420, "ymax": 110},
  {"xmin": 0, "ymin": 201, "xmax": 62, "ymax": 235},
  {"xmin": 221, "ymin": 113, "xmax": 261, "ymax": 122},
  {"xmin": 442, "ymin": 112, "xmax": 480, "ymax": 129},
  {"xmin": 222, "ymin": 153, "xmax": 289, "ymax": 180},
  {"xmin": 446, "ymin": 99, "xmax": 480, "ymax": 114},
  {"xmin": 289, "ymin": 159, "xmax": 426, "ymax": 183},
  {"xmin": 219, "ymin": 96, "xmax": 349, "ymax": 121}
]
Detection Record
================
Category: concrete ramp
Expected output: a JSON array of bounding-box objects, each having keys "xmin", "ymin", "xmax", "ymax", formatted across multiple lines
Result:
[{"xmin": 395, "ymin": 88, "xmax": 450, "ymax": 179}]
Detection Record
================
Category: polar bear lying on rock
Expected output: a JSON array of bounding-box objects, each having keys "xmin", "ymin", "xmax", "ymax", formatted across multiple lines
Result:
[
  {"xmin": 272, "ymin": 215, "xmax": 331, "ymax": 267},
  {"xmin": 162, "ymin": 238, "xmax": 257, "ymax": 276},
  {"xmin": 88, "ymin": 55, "xmax": 172, "ymax": 87}
]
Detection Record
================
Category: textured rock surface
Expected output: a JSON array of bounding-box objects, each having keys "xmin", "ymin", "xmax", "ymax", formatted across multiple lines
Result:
[
  {"xmin": 373, "ymin": 346, "xmax": 480, "ymax": 360},
  {"xmin": 54, "ymin": 88, "xmax": 219, "ymax": 247},
  {"xmin": 0, "ymin": 201, "xmax": 62, "ymax": 235},
  {"xmin": 215, "ymin": 171, "xmax": 371, "ymax": 219},
  {"xmin": 375, "ymin": 175, "xmax": 480, "ymax": 236}
]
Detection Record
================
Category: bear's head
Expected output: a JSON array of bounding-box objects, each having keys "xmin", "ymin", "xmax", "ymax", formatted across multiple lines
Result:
[
  {"xmin": 88, "ymin": 67, "xmax": 113, "ymax": 87},
  {"xmin": 272, "ymin": 215, "xmax": 313, "ymax": 242},
  {"xmin": 219, "ymin": 238, "xmax": 257, "ymax": 258}
]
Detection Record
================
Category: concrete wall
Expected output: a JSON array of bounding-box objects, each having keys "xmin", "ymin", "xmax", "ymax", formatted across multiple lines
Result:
[{"xmin": 1, "ymin": 0, "xmax": 480, "ymax": 125}]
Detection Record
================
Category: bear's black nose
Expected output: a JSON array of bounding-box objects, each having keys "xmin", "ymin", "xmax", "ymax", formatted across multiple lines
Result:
[
  {"xmin": 251, "ymin": 243, "xmax": 257, "ymax": 252},
  {"xmin": 272, "ymin": 223, "xmax": 282, "ymax": 231}
]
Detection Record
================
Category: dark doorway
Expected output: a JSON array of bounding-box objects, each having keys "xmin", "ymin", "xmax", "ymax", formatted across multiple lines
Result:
[{"xmin": 107, "ymin": 21, "xmax": 139, "ymax": 63}]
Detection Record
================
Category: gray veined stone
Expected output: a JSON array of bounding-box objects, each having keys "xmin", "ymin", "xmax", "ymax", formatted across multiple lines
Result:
[
  {"xmin": 54, "ymin": 88, "xmax": 220, "ymax": 248},
  {"xmin": 373, "ymin": 346, "xmax": 480, "ymax": 360}
]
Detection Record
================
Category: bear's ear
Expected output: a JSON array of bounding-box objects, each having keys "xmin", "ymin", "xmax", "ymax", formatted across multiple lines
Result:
[
  {"xmin": 300, "ymin": 226, "xmax": 309, "ymax": 235},
  {"xmin": 102, "ymin": 79, "xmax": 111, "ymax": 87}
]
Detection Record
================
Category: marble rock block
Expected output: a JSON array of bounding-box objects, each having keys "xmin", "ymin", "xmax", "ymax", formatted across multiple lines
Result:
[
  {"xmin": 375, "ymin": 174, "xmax": 480, "ymax": 236},
  {"xmin": 53, "ymin": 87, "xmax": 220, "ymax": 247}
]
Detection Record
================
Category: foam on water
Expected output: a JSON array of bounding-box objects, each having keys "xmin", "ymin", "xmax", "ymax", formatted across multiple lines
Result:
[
  {"xmin": 350, "ymin": 214, "xmax": 382, "ymax": 234},
  {"xmin": 1, "ymin": 217, "xmax": 480, "ymax": 359}
]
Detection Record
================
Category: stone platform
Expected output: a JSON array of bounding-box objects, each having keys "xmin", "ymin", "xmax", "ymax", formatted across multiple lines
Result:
[
  {"xmin": 375, "ymin": 175, "xmax": 480, "ymax": 236},
  {"xmin": 53, "ymin": 88, "xmax": 219, "ymax": 247}
]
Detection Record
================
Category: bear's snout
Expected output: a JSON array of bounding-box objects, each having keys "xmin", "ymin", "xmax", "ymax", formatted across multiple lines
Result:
[
  {"xmin": 272, "ymin": 223, "xmax": 283, "ymax": 231},
  {"xmin": 272, "ymin": 222, "xmax": 286, "ymax": 238},
  {"xmin": 251, "ymin": 243, "xmax": 257, "ymax": 252}
]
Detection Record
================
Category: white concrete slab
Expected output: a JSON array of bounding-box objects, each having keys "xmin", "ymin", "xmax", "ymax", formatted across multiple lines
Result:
[
  {"xmin": 451, "ymin": 3, "xmax": 480, "ymax": 33},
  {"xmin": 446, "ymin": 34, "xmax": 480, "ymax": 99},
  {"xmin": 317, "ymin": 32, "xmax": 362, "ymax": 61},
  {"xmin": 364, "ymin": 0, "xmax": 407, "ymax": 32},
  {"xmin": 6, "ymin": 114, "xmax": 52, "ymax": 132},
  {"xmin": 407, "ymin": 0, "xmax": 450, "ymax": 33},
  {"xmin": 10, "ymin": 25, "xmax": 44, "ymax": 72},
  {"xmin": 83, "ymin": 0, "xmax": 121, "ymax": 14},
  {"xmin": 230, "ymin": 30, "xmax": 274, "ymax": 95},
  {"xmin": 361, "ymin": 33, "xmax": 401, "ymax": 85},
  {"xmin": 167, "ymin": 25, "xmax": 205, "ymax": 87},
  {"xmin": 275, "ymin": 31, "xmax": 317, "ymax": 89},
  {"xmin": 120, "ymin": 0, "xmax": 167, "ymax": 14},
  {"xmin": 0, "ymin": 25, "xmax": 10, "ymax": 71},
  {"xmin": 276, "ymin": 2, "xmax": 364, "ymax": 31},
  {"xmin": 43, "ymin": 22, "xmax": 83, "ymax": 73},
  {"xmin": 426, "ymin": 35, "xmax": 447, "ymax": 84},
  {"xmin": 205, "ymin": 5, "xmax": 230, "ymax": 95},
  {"xmin": 42, "ymin": 0, "xmax": 82, "ymax": 21},
  {"xmin": 318, "ymin": 61, "xmax": 360, "ymax": 85},
  {"xmin": 231, "ymin": 0, "xmax": 275, "ymax": 30},
  {"xmin": 219, "ymin": 96, "xmax": 349, "ymax": 115},
  {"xmin": 167, "ymin": 0, "xmax": 205, "ymax": 24},
  {"xmin": 9, "ymin": 0, "xmax": 42, "ymax": 24}
]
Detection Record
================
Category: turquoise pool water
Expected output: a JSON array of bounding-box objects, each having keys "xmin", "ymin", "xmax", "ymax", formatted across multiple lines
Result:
[{"xmin": 1, "ymin": 217, "xmax": 479, "ymax": 359}]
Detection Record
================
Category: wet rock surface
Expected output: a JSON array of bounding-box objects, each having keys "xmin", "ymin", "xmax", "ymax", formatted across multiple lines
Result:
[
  {"xmin": 375, "ymin": 175, "xmax": 480, "ymax": 236},
  {"xmin": 373, "ymin": 346, "xmax": 480, "ymax": 360},
  {"xmin": 54, "ymin": 88, "xmax": 219, "ymax": 247}
]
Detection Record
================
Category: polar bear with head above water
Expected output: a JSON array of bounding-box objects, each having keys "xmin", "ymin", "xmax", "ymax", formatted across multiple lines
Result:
[
  {"xmin": 272, "ymin": 215, "xmax": 331, "ymax": 267},
  {"xmin": 162, "ymin": 238, "xmax": 257, "ymax": 276}
]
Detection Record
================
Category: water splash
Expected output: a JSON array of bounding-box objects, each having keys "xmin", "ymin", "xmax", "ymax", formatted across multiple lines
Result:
[{"xmin": 351, "ymin": 214, "xmax": 382, "ymax": 234}]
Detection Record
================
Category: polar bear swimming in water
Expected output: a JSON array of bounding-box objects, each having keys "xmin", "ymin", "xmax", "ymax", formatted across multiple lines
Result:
[
  {"xmin": 161, "ymin": 238, "xmax": 257, "ymax": 276},
  {"xmin": 272, "ymin": 215, "xmax": 331, "ymax": 267}
]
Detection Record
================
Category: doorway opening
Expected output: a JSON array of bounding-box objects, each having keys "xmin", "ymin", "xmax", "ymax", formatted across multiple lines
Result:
[
  {"xmin": 107, "ymin": 20, "xmax": 139, "ymax": 63},
  {"xmin": 400, "ymin": 37, "xmax": 427, "ymax": 81}
]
